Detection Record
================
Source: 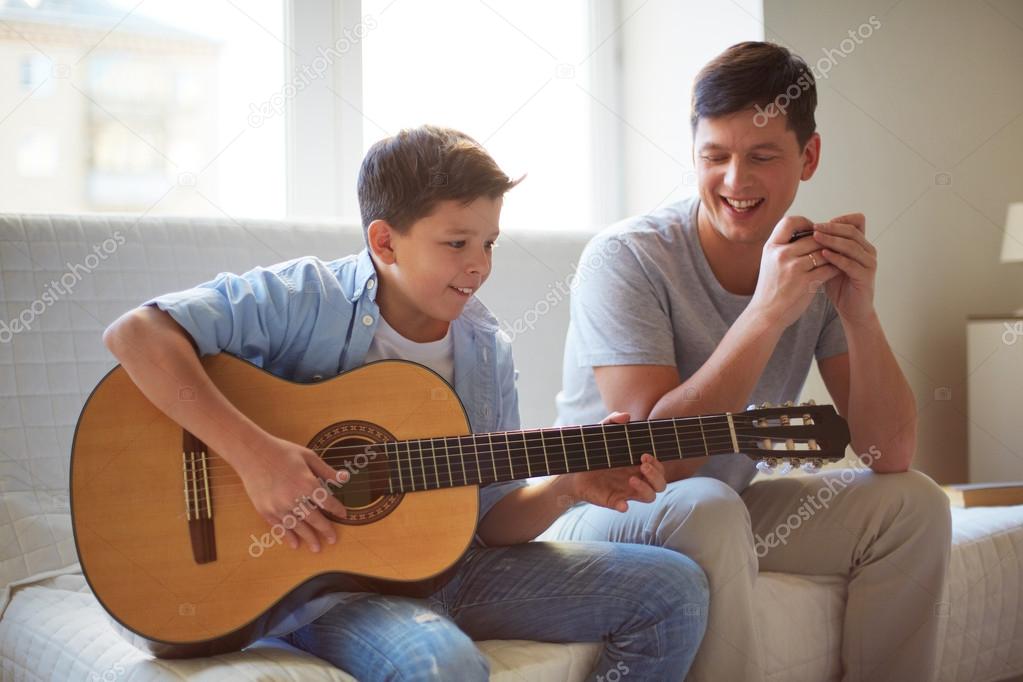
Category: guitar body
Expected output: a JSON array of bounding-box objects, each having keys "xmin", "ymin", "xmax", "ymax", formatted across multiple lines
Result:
[{"xmin": 71, "ymin": 355, "xmax": 479, "ymax": 658}]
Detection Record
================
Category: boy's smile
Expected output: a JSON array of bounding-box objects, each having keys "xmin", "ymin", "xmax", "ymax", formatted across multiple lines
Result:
[{"xmin": 367, "ymin": 196, "xmax": 502, "ymax": 342}]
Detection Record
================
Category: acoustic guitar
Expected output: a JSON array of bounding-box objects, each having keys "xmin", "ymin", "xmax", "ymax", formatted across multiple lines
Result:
[{"xmin": 70, "ymin": 353, "xmax": 850, "ymax": 658}]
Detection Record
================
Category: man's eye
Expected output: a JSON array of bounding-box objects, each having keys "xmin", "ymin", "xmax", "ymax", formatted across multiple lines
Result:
[
  {"xmin": 701, "ymin": 156, "xmax": 725, "ymax": 163},
  {"xmin": 448, "ymin": 241, "xmax": 466, "ymax": 248},
  {"xmin": 753, "ymin": 156, "xmax": 776, "ymax": 162}
]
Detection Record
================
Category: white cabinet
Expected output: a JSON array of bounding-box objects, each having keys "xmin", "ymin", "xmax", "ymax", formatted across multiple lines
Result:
[{"xmin": 967, "ymin": 316, "xmax": 1023, "ymax": 482}]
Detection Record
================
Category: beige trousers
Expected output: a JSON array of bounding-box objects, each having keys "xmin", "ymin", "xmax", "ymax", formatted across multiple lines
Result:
[{"xmin": 537, "ymin": 469, "xmax": 952, "ymax": 682}]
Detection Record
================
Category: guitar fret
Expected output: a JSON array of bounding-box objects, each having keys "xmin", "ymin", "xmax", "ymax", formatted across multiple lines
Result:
[
  {"xmin": 647, "ymin": 421, "xmax": 658, "ymax": 460},
  {"xmin": 560, "ymin": 428, "xmax": 570, "ymax": 473},
  {"xmin": 600, "ymin": 423, "xmax": 612, "ymax": 468},
  {"xmin": 517, "ymin": 431, "xmax": 531, "ymax": 477},
  {"xmin": 625, "ymin": 424, "xmax": 635, "ymax": 464},
  {"xmin": 429, "ymin": 438, "xmax": 440, "ymax": 489},
  {"xmin": 471, "ymin": 433, "xmax": 483, "ymax": 484},
  {"xmin": 698, "ymin": 415, "xmax": 709, "ymax": 455},
  {"xmin": 459, "ymin": 437, "xmax": 468, "ymax": 485},
  {"xmin": 442, "ymin": 438, "xmax": 453, "ymax": 488},
  {"xmin": 450, "ymin": 437, "xmax": 462, "ymax": 484},
  {"xmin": 673, "ymin": 418, "xmax": 684, "ymax": 458},
  {"xmin": 539, "ymin": 429, "xmax": 551, "ymax": 473},
  {"xmin": 579, "ymin": 426, "xmax": 590, "ymax": 470},
  {"xmin": 504, "ymin": 432, "xmax": 515, "ymax": 480},
  {"xmin": 418, "ymin": 440, "xmax": 428, "ymax": 489},
  {"xmin": 487, "ymin": 432, "xmax": 498, "ymax": 481}
]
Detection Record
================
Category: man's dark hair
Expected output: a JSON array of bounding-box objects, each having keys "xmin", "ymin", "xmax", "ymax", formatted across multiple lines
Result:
[
  {"xmin": 358, "ymin": 124, "xmax": 523, "ymax": 235},
  {"xmin": 691, "ymin": 41, "xmax": 818, "ymax": 149}
]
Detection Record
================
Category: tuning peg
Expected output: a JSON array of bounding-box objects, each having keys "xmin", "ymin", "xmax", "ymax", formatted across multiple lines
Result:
[
  {"xmin": 777, "ymin": 459, "xmax": 793, "ymax": 475},
  {"xmin": 746, "ymin": 403, "xmax": 757, "ymax": 411},
  {"xmin": 783, "ymin": 400, "xmax": 794, "ymax": 407},
  {"xmin": 755, "ymin": 460, "xmax": 775, "ymax": 475},
  {"xmin": 801, "ymin": 459, "xmax": 820, "ymax": 474},
  {"xmin": 806, "ymin": 399, "xmax": 816, "ymax": 405},
  {"xmin": 759, "ymin": 402, "xmax": 772, "ymax": 409}
]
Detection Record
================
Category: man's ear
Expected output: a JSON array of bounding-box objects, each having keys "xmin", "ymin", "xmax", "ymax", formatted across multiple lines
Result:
[
  {"xmin": 367, "ymin": 219, "xmax": 399, "ymax": 265},
  {"xmin": 800, "ymin": 132, "xmax": 822, "ymax": 181}
]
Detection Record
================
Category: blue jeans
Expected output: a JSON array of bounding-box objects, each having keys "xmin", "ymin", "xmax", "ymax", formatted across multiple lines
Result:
[{"xmin": 281, "ymin": 541, "xmax": 709, "ymax": 681}]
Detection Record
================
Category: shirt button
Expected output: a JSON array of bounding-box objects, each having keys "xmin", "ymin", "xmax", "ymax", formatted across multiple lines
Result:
[
  {"xmin": 312, "ymin": 374, "xmax": 323, "ymax": 381},
  {"xmin": 366, "ymin": 279, "xmax": 375, "ymax": 289},
  {"xmin": 482, "ymin": 405, "xmax": 491, "ymax": 418},
  {"xmin": 362, "ymin": 314, "xmax": 374, "ymax": 326}
]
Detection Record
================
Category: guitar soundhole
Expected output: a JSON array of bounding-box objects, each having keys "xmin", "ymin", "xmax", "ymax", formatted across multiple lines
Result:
[{"xmin": 306, "ymin": 421, "xmax": 403, "ymax": 526}]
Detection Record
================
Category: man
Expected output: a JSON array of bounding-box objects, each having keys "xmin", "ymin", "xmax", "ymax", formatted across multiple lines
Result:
[{"xmin": 539, "ymin": 42, "xmax": 951, "ymax": 682}]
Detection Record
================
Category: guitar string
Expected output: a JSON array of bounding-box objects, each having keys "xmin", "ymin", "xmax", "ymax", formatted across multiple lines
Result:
[
  {"xmin": 179, "ymin": 434, "xmax": 831, "ymax": 512},
  {"xmin": 182, "ymin": 415, "xmax": 811, "ymax": 476},
  {"xmin": 178, "ymin": 433, "xmax": 773, "ymax": 513}
]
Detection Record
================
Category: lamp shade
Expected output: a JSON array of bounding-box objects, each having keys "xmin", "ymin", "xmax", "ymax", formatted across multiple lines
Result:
[{"xmin": 1002, "ymin": 202, "xmax": 1023, "ymax": 263}]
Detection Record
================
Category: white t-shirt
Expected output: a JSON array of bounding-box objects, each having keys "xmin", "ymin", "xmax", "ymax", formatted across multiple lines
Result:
[{"xmin": 364, "ymin": 314, "xmax": 455, "ymax": 385}]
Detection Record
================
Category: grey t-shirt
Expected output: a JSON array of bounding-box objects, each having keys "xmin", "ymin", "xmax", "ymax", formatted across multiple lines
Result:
[{"xmin": 554, "ymin": 196, "xmax": 849, "ymax": 492}]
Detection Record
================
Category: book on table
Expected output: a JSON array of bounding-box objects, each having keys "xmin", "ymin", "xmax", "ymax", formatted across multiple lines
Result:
[{"xmin": 943, "ymin": 482, "xmax": 1023, "ymax": 507}]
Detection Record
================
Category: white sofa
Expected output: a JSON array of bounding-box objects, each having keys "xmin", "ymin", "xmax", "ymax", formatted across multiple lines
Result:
[{"xmin": 1, "ymin": 212, "xmax": 1021, "ymax": 681}]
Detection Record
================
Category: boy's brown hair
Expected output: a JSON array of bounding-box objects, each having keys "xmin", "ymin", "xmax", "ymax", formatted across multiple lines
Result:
[
  {"xmin": 357, "ymin": 124, "xmax": 523, "ymax": 235},
  {"xmin": 691, "ymin": 41, "xmax": 818, "ymax": 149}
]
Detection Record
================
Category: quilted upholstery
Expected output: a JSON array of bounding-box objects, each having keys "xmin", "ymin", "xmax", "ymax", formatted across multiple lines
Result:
[{"xmin": 2, "ymin": 212, "xmax": 1022, "ymax": 681}]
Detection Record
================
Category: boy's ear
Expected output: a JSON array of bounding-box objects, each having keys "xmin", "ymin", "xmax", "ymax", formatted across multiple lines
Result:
[{"xmin": 367, "ymin": 219, "xmax": 399, "ymax": 265}]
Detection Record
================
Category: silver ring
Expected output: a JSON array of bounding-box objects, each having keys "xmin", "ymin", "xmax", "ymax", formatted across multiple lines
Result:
[{"xmin": 808, "ymin": 252, "xmax": 819, "ymax": 269}]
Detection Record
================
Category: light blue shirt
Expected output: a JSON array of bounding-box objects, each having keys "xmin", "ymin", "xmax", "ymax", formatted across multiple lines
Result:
[
  {"xmin": 142, "ymin": 247, "xmax": 527, "ymax": 527},
  {"xmin": 143, "ymin": 248, "xmax": 530, "ymax": 638}
]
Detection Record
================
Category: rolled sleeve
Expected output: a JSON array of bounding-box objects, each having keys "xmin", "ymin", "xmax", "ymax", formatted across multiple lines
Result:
[{"xmin": 142, "ymin": 263, "xmax": 298, "ymax": 366}]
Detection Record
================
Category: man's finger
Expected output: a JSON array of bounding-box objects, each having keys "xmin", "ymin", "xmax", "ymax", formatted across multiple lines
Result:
[
  {"xmin": 771, "ymin": 215, "xmax": 814, "ymax": 245},
  {"xmin": 828, "ymin": 212, "xmax": 865, "ymax": 233},
  {"xmin": 813, "ymin": 230, "xmax": 873, "ymax": 268}
]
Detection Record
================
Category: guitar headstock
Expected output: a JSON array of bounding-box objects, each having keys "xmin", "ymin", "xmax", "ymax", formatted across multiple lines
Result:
[{"xmin": 736, "ymin": 400, "xmax": 850, "ymax": 474}]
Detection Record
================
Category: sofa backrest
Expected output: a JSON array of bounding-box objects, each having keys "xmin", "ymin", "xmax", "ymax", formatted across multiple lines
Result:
[{"xmin": 0, "ymin": 212, "xmax": 587, "ymax": 594}]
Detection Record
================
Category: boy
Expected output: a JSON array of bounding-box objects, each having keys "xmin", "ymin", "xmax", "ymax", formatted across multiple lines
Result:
[
  {"xmin": 102, "ymin": 125, "xmax": 709, "ymax": 680},
  {"xmin": 539, "ymin": 43, "xmax": 951, "ymax": 682}
]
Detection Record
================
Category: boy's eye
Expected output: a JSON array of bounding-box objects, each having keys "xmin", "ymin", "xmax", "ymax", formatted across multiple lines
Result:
[
  {"xmin": 448, "ymin": 240, "xmax": 466, "ymax": 248},
  {"xmin": 485, "ymin": 241, "xmax": 497, "ymax": 250}
]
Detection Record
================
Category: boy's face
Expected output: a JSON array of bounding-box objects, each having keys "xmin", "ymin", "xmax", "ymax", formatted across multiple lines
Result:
[
  {"xmin": 693, "ymin": 108, "xmax": 820, "ymax": 245},
  {"xmin": 369, "ymin": 196, "xmax": 501, "ymax": 330}
]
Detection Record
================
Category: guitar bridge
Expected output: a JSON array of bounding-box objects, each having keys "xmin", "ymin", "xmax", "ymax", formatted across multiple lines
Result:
[{"xmin": 182, "ymin": 431, "xmax": 216, "ymax": 564}]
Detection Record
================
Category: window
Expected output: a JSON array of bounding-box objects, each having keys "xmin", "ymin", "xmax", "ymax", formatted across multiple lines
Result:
[
  {"xmin": 359, "ymin": 0, "xmax": 599, "ymax": 232},
  {"xmin": 0, "ymin": 0, "xmax": 286, "ymax": 217}
]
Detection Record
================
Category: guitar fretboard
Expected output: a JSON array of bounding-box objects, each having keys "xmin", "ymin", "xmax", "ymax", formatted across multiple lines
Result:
[{"xmin": 361, "ymin": 415, "xmax": 747, "ymax": 494}]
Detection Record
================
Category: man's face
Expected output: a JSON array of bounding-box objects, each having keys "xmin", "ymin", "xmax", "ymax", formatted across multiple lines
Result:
[
  {"xmin": 385, "ymin": 196, "xmax": 501, "ymax": 323},
  {"xmin": 693, "ymin": 108, "xmax": 819, "ymax": 245}
]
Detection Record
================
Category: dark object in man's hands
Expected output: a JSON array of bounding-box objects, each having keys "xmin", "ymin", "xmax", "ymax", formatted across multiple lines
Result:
[{"xmin": 788, "ymin": 228, "xmax": 815, "ymax": 243}]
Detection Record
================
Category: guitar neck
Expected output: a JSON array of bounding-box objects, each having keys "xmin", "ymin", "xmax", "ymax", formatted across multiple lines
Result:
[{"xmin": 373, "ymin": 414, "xmax": 746, "ymax": 493}]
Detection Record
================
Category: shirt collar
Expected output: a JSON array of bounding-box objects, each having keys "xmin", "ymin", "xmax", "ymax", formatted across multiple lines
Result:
[
  {"xmin": 355, "ymin": 247, "xmax": 499, "ymax": 333},
  {"xmin": 353, "ymin": 248, "xmax": 379, "ymax": 302}
]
